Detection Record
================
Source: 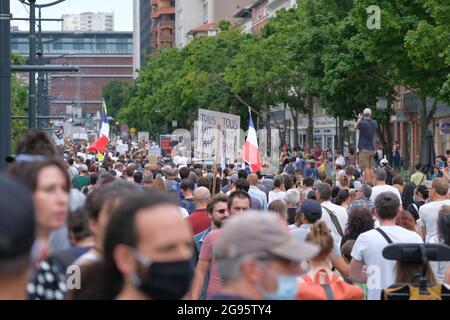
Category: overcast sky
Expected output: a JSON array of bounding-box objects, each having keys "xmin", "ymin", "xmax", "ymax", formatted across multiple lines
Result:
[{"xmin": 10, "ymin": 0, "xmax": 133, "ymax": 31}]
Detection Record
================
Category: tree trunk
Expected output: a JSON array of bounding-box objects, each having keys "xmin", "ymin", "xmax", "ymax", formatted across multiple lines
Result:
[
  {"xmin": 338, "ymin": 117, "xmax": 344, "ymax": 152},
  {"xmin": 266, "ymin": 113, "xmax": 271, "ymax": 156},
  {"xmin": 419, "ymin": 96, "xmax": 428, "ymax": 154},
  {"xmin": 282, "ymin": 103, "xmax": 288, "ymax": 146},
  {"xmin": 292, "ymin": 109, "xmax": 299, "ymax": 148},
  {"xmin": 307, "ymin": 96, "xmax": 314, "ymax": 150}
]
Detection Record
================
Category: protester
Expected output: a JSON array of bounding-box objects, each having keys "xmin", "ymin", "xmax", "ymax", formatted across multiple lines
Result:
[
  {"xmin": 341, "ymin": 206, "xmax": 374, "ymax": 248},
  {"xmin": 350, "ymin": 192, "xmax": 423, "ymax": 300},
  {"xmin": 418, "ymin": 178, "xmax": 450, "ymax": 242},
  {"xmin": 395, "ymin": 210, "xmax": 418, "ymax": 233},
  {"xmin": 235, "ymin": 178, "xmax": 262, "ymax": 209},
  {"xmin": 410, "ymin": 163, "xmax": 426, "ymax": 186},
  {"xmin": 190, "ymin": 191, "xmax": 251, "ymax": 300},
  {"xmin": 314, "ymin": 182, "xmax": 349, "ymax": 274},
  {"xmin": 429, "ymin": 206, "xmax": 450, "ymax": 283},
  {"xmin": 290, "ymin": 199, "xmax": 322, "ymax": 243},
  {"xmin": 335, "ymin": 189, "xmax": 350, "ymax": 210},
  {"xmin": 268, "ymin": 200, "xmax": 288, "ymax": 223},
  {"xmin": 212, "ymin": 212, "xmax": 318, "ymax": 300},
  {"xmin": 0, "ymin": 175, "xmax": 35, "ymax": 300},
  {"xmin": 355, "ymin": 108, "xmax": 377, "ymax": 183},
  {"xmin": 180, "ymin": 180, "xmax": 196, "ymax": 214},
  {"xmin": 247, "ymin": 173, "xmax": 268, "ymax": 209},
  {"xmin": 370, "ymin": 168, "xmax": 402, "ymax": 204},
  {"xmin": 297, "ymin": 221, "xmax": 364, "ymax": 300},
  {"xmin": 192, "ymin": 194, "xmax": 229, "ymax": 299},
  {"xmin": 284, "ymin": 189, "xmax": 300, "ymax": 225},
  {"xmin": 407, "ymin": 185, "xmax": 429, "ymax": 221},
  {"xmin": 186, "ymin": 187, "xmax": 211, "ymax": 235},
  {"xmin": 69, "ymin": 191, "xmax": 194, "ymax": 300},
  {"xmin": 268, "ymin": 175, "xmax": 286, "ymax": 205}
]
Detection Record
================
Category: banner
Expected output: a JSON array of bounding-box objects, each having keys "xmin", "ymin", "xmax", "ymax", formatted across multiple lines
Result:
[
  {"xmin": 160, "ymin": 134, "xmax": 176, "ymax": 159},
  {"xmin": 196, "ymin": 109, "xmax": 241, "ymax": 164},
  {"xmin": 439, "ymin": 119, "xmax": 450, "ymax": 135},
  {"xmin": 138, "ymin": 131, "xmax": 150, "ymax": 143}
]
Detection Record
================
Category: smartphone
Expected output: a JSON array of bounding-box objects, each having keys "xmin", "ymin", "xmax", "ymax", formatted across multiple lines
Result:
[{"xmin": 439, "ymin": 160, "xmax": 445, "ymax": 169}]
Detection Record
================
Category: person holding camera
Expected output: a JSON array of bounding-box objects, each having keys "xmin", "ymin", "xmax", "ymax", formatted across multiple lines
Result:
[{"xmin": 355, "ymin": 109, "xmax": 378, "ymax": 183}]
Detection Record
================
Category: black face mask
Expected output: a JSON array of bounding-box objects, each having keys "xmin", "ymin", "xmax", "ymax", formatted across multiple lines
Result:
[{"xmin": 132, "ymin": 252, "xmax": 194, "ymax": 300}]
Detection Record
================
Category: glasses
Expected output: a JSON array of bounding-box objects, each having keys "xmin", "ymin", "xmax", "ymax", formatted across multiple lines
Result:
[{"xmin": 214, "ymin": 208, "xmax": 227, "ymax": 214}]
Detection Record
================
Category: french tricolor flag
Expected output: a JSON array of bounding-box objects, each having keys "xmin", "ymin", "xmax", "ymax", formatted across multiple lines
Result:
[
  {"xmin": 241, "ymin": 109, "xmax": 262, "ymax": 172},
  {"xmin": 88, "ymin": 98, "xmax": 109, "ymax": 154}
]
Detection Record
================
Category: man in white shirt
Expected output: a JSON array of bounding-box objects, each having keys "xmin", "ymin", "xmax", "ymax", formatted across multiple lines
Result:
[
  {"xmin": 419, "ymin": 178, "xmax": 450, "ymax": 242},
  {"xmin": 335, "ymin": 150, "xmax": 346, "ymax": 168},
  {"xmin": 349, "ymin": 192, "xmax": 423, "ymax": 300},
  {"xmin": 247, "ymin": 173, "xmax": 268, "ymax": 209},
  {"xmin": 315, "ymin": 182, "xmax": 349, "ymax": 275},
  {"xmin": 370, "ymin": 168, "xmax": 402, "ymax": 204}
]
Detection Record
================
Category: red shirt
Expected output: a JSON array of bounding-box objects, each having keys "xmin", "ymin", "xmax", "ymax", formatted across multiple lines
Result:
[{"xmin": 186, "ymin": 208, "xmax": 210, "ymax": 235}]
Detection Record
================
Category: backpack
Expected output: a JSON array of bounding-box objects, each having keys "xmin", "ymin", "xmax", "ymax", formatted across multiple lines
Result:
[
  {"xmin": 297, "ymin": 269, "xmax": 364, "ymax": 300},
  {"xmin": 383, "ymin": 284, "xmax": 450, "ymax": 300}
]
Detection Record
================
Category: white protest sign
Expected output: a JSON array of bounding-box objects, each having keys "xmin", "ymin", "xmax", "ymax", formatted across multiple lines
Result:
[
  {"xmin": 116, "ymin": 144, "xmax": 129, "ymax": 155},
  {"xmin": 196, "ymin": 109, "xmax": 240, "ymax": 164}
]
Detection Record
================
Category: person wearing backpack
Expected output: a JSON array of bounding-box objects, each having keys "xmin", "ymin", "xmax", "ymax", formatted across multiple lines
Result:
[
  {"xmin": 296, "ymin": 221, "xmax": 364, "ymax": 300},
  {"xmin": 349, "ymin": 192, "xmax": 423, "ymax": 300}
]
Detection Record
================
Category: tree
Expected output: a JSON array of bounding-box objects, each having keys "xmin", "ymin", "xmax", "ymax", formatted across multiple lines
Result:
[
  {"xmin": 350, "ymin": 0, "xmax": 448, "ymax": 154},
  {"xmin": 11, "ymin": 53, "xmax": 28, "ymax": 149},
  {"xmin": 102, "ymin": 80, "xmax": 136, "ymax": 119}
]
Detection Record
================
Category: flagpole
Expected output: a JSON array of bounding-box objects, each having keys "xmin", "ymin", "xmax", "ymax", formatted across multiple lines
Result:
[{"xmin": 212, "ymin": 126, "xmax": 221, "ymax": 196}]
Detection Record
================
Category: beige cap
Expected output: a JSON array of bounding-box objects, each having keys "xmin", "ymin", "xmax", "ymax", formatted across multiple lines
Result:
[
  {"xmin": 162, "ymin": 165, "xmax": 176, "ymax": 178},
  {"xmin": 214, "ymin": 211, "xmax": 319, "ymax": 262}
]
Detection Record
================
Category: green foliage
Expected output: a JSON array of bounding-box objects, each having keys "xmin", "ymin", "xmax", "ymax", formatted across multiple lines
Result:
[{"xmin": 101, "ymin": 80, "xmax": 136, "ymax": 119}]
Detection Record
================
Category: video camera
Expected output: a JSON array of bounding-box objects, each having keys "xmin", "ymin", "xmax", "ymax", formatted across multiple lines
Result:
[{"xmin": 382, "ymin": 243, "xmax": 450, "ymax": 300}]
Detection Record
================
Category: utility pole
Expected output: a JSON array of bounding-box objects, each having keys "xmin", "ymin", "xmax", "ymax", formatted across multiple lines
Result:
[
  {"xmin": 0, "ymin": 0, "xmax": 11, "ymax": 170},
  {"xmin": 37, "ymin": 6, "xmax": 45, "ymax": 129},
  {"xmin": 28, "ymin": 0, "xmax": 37, "ymax": 128}
]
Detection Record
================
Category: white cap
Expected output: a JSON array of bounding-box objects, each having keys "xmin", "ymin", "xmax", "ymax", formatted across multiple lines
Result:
[{"xmin": 363, "ymin": 108, "xmax": 372, "ymax": 116}]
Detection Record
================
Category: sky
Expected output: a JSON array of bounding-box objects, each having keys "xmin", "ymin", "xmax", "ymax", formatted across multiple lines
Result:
[{"xmin": 10, "ymin": 0, "xmax": 133, "ymax": 31}]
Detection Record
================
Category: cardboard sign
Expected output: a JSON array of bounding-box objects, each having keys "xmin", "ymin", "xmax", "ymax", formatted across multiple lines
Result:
[{"xmin": 196, "ymin": 109, "xmax": 240, "ymax": 164}]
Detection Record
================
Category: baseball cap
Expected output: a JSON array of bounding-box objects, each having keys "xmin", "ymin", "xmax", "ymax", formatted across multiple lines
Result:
[
  {"xmin": 214, "ymin": 212, "xmax": 319, "ymax": 262},
  {"xmin": 79, "ymin": 164, "xmax": 88, "ymax": 172},
  {"xmin": 298, "ymin": 200, "xmax": 322, "ymax": 221},
  {"xmin": 162, "ymin": 165, "xmax": 176, "ymax": 178},
  {"xmin": 363, "ymin": 108, "xmax": 372, "ymax": 116},
  {"xmin": 0, "ymin": 175, "xmax": 35, "ymax": 260},
  {"xmin": 229, "ymin": 173, "xmax": 238, "ymax": 183}
]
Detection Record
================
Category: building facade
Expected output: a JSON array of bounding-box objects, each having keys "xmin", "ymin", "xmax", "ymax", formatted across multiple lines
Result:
[
  {"xmin": 11, "ymin": 31, "xmax": 133, "ymax": 117},
  {"xmin": 176, "ymin": 0, "xmax": 254, "ymax": 48},
  {"xmin": 133, "ymin": 0, "xmax": 152, "ymax": 78},
  {"xmin": 151, "ymin": 0, "xmax": 176, "ymax": 51},
  {"xmin": 61, "ymin": 12, "xmax": 114, "ymax": 32}
]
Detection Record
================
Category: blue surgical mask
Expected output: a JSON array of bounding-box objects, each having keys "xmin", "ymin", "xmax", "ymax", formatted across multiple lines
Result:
[{"xmin": 260, "ymin": 274, "xmax": 299, "ymax": 300}]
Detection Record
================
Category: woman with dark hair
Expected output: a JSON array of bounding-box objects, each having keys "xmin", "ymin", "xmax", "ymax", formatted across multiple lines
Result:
[
  {"xmin": 335, "ymin": 189, "xmax": 350, "ymax": 210},
  {"xmin": 401, "ymin": 182, "xmax": 416, "ymax": 211},
  {"xmin": 407, "ymin": 185, "xmax": 429, "ymax": 221},
  {"xmin": 68, "ymin": 191, "xmax": 194, "ymax": 300},
  {"xmin": 341, "ymin": 206, "xmax": 375, "ymax": 248},
  {"xmin": 8, "ymin": 159, "xmax": 70, "ymax": 300}
]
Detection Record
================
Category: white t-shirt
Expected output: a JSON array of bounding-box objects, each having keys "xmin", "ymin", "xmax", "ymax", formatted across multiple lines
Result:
[
  {"xmin": 428, "ymin": 235, "xmax": 450, "ymax": 283},
  {"xmin": 370, "ymin": 184, "xmax": 402, "ymax": 204},
  {"xmin": 335, "ymin": 156, "xmax": 345, "ymax": 167},
  {"xmin": 320, "ymin": 201, "xmax": 348, "ymax": 257},
  {"xmin": 351, "ymin": 226, "xmax": 423, "ymax": 300},
  {"xmin": 179, "ymin": 207, "xmax": 189, "ymax": 219},
  {"xmin": 419, "ymin": 199, "xmax": 450, "ymax": 243},
  {"xmin": 268, "ymin": 191, "xmax": 286, "ymax": 205}
]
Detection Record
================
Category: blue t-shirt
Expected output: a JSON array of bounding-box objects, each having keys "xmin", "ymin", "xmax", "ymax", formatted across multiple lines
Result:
[{"xmin": 357, "ymin": 119, "xmax": 377, "ymax": 150}]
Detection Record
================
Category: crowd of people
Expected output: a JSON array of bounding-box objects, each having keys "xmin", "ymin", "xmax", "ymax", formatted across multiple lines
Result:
[{"xmin": 0, "ymin": 120, "xmax": 449, "ymax": 300}]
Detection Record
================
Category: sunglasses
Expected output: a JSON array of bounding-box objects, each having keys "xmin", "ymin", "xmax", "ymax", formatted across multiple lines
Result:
[{"xmin": 215, "ymin": 208, "xmax": 227, "ymax": 214}]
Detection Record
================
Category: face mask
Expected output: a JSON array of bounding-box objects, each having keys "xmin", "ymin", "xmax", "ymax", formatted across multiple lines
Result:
[
  {"xmin": 256, "ymin": 264, "xmax": 299, "ymax": 300},
  {"xmin": 131, "ymin": 250, "xmax": 194, "ymax": 300},
  {"xmin": 260, "ymin": 274, "xmax": 299, "ymax": 300}
]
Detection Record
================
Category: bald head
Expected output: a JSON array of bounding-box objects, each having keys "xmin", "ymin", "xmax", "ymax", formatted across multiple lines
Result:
[
  {"xmin": 194, "ymin": 187, "xmax": 211, "ymax": 208},
  {"xmin": 247, "ymin": 173, "xmax": 258, "ymax": 186}
]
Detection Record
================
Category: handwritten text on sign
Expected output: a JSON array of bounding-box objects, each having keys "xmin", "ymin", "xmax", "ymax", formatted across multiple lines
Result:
[{"xmin": 196, "ymin": 109, "xmax": 240, "ymax": 163}]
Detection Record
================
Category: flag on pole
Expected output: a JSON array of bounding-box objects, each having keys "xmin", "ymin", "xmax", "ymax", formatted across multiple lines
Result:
[
  {"xmin": 241, "ymin": 108, "xmax": 262, "ymax": 172},
  {"xmin": 88, "ymin": 98, "xmax": 109, "ymax": 154}
]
